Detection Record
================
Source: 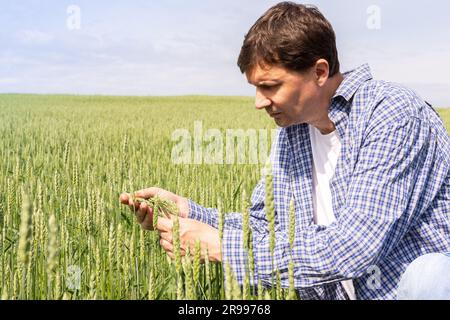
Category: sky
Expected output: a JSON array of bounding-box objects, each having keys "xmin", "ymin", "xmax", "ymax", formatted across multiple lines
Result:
[{"xmin": 1, "ymin": 0, "xmax": 450, "ymax": 106}]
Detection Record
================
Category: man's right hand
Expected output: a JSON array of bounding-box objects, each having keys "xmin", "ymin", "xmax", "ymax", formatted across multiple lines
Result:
[{"xmin": 119, "ymin": 187, "xmax": 189, "ymax": 230}]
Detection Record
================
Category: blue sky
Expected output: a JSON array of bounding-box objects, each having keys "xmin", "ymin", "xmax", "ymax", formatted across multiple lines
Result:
[{"xmin": 1, "ymin": 0, "xmax": 450, "ymax": 106}]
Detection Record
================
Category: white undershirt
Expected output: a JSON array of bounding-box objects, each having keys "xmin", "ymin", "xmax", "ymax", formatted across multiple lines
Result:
[{"xmin": 308, "ymin": 124, "xmax": 356, "ymax": 300}]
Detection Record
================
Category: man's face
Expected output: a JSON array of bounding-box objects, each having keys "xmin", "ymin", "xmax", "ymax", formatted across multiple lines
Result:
[{"xmin": 246, "ymin": 62, "xmax": 322, "ymax": 128}]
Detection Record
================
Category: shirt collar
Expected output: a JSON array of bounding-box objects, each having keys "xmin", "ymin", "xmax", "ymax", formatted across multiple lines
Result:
[
  {"xmin": 326, "ymin": 64, "xmax": 373, "ymax": 139},
  {"xmin": 332, "ymin": 63, "xmax": 373, "ymax": 102}
]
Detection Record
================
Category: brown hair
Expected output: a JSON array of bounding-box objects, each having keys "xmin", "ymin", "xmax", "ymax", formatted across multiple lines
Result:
[{"xmin": 237, "ymin": 2, "xmax": 340, "ymax": 76}]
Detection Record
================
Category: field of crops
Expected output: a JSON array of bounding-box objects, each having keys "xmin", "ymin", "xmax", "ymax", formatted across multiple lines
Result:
[{"xmin": 0, "ymin": 94, "xmax": 449, "ymax": 300}]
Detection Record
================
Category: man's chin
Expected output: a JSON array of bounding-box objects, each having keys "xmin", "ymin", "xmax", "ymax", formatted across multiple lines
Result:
[
  {"xmin": 274, "ymin": 117, "xmax": 292, "ymax": 128},
  {"xmin": 273, "ymin": 116, "xmax": 303, "ymax": 128}
]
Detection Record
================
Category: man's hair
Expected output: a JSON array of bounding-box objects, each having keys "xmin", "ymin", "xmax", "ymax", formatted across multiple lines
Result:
[{"xmin": 237, "ymin": 2, "xmax": 340, "ymax": 76}]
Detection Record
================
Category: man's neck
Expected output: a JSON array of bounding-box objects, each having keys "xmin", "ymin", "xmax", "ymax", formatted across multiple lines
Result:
[
  {"xmin": 328, "ymin": 72, "xmax": 344, "ymax": 100},
  {"xmin": 311, "ymin": 72, "xmax": 344, "ymax": 135}
]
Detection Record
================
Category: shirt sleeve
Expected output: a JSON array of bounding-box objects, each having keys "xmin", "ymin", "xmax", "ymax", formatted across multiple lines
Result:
[
  {"xmin": 188, "ymin": 200, "xmax": 246, "ymax": 229},
  {"xmin": 190, "ymin": 115, "xmax": 444, "ymax": 289},
  {"xmin": 188, "ymin": 177, "xmax": 271, "ymax": 287}
]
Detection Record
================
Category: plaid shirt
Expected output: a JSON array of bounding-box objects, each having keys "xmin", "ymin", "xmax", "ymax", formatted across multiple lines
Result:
[{"xmin": 188, "ymin": 64, "xmax": 450, "ymax": 300}]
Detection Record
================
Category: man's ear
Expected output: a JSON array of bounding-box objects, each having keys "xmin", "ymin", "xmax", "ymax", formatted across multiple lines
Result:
[{"xmin": 314, "ymin": 59, "xmax": 330, "ymax": 86}]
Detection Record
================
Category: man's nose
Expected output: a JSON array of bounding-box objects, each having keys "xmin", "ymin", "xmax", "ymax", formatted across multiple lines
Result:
[{"xmin": 255, "ymin": 91, "xmax": 272, "ymax": 110}]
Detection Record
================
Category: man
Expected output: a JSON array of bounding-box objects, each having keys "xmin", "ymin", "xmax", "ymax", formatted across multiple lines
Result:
[{"xmin": 120, "ymin": 2, "xmax": 450, "ymax": 299}]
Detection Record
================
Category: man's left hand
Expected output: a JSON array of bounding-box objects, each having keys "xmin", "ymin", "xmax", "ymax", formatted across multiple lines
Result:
[{"xmin": 156, "ymin": 216, "xmax": 222, "ymax": 262}]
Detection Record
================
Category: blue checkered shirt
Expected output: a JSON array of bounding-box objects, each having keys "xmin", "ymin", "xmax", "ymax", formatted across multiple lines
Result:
[{"xmin": 188, "ymin": 64, "xmax": 450, "ymax": 300}]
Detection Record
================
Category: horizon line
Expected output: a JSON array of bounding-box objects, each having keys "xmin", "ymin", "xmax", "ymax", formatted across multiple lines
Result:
[{"xmin": 0, "ymin": 92, "xmax": 448, "ymax": 108}]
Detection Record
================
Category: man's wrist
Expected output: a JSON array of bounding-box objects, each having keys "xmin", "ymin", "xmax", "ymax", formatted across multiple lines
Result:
[{"xmin": 210, "ymin": 246, "xmax": 222, "ymax": 262}]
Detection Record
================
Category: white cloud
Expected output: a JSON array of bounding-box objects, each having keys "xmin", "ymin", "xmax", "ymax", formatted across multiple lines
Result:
[
  {"xmin": 0, "ymin": 77, "xmax": 19, "ymax": 84},
  {"xmin": 338, "ymin": 39, "xmax": 450, "ymax": 106},
  {"xmin": 1, "ymin": 1, "xmax": 448, "ymax": 107},
  {"xmin": 15, "ymin": 29, "xmax": 54, "ymax": 45}
]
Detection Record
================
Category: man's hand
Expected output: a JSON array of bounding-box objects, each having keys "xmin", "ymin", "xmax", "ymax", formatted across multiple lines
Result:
[
  {"xmin": 119, "ymin": 187, "xmax": 189, "ymax": 230},
  {"xmin": 157, "ymin": 216, "xmax": 222, "ymax": 262}
]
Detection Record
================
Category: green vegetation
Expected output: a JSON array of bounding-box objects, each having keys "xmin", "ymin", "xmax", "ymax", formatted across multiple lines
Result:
[{"xmin": 0, "ymin": 94, "xmax": 448, "ymax": 300}]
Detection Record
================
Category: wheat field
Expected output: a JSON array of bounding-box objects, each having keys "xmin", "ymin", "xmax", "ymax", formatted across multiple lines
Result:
[{"xmin": 0, "ymin": 94, "xmax": 448, "ymax": 300}]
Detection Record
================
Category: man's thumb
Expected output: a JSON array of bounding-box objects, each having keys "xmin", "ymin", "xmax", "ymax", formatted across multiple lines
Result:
[{"xmin": 134, "ymin": 187, "xmax": 163, "ymax": 199}]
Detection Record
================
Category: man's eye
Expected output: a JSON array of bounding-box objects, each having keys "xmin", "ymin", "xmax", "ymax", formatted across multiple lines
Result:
[{"xmin": 260, "ymin": 84, "xmax": 279, "ymax": 90}]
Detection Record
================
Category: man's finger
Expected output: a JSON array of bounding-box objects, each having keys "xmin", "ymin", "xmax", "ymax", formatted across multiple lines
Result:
[
  {"xmin": 134, "ymin": 187, "xmax": 164, "ymax": 199},
  {"xmin": 119, "ymin": 192, "xmax": 139, "ymax": 208},
  {"xmin": 160, "ymin": 238, "xmax": 173, "ymax": 252},
  {"xmin": 135, "ymin": 202, "xmax": 149, "ymax": 223},
  {"xmin": 166, "ymin": 251, "xmax": 175, "ymax": 260},
  {"xmin": 159, "ymin": 231, "xmax": 173, "ymax": 243},
  {"xmin": 156, "ymin": 217, "xmax": 173, "ymax": 232},
  {"xmin": 119, "ymin": 193, "xmax": 129, "ymax": 204},
  {"xmin": 161, "ymin": 246, "xmax": 186, "ymax": 260},
  {"xmin": 118, "ymin": 192, "xmax": 140, "ymax": 213},
  {"xmin": 141, "ymin": 206, "xmax": 154, "ymax": 230},
  {"xmin": 165, "ymin": 250, "xmax": 187, "ymax": 260}
]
